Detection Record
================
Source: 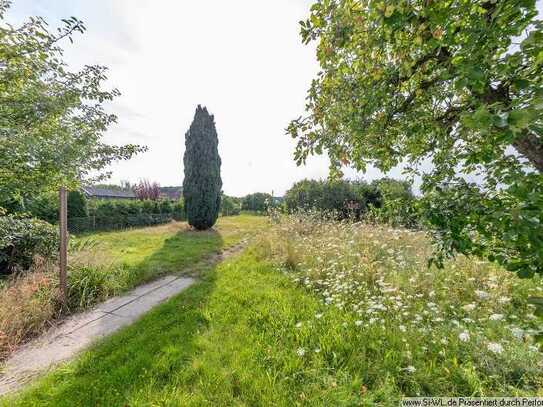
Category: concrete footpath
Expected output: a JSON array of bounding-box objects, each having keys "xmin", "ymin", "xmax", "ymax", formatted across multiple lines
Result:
[{"xmin": 0, "ymin": 240, "xmax": 247, "ymax": 396}]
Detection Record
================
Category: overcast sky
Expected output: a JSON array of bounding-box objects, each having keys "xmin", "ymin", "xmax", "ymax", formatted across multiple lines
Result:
[{"xmin": 6, "ymin": 1, "xmax": 542, "ymax": 196}]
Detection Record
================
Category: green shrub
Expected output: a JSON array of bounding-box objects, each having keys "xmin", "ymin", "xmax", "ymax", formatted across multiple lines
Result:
[
  {"xmin": 0, "ymin": 215, "xmax": 59, "ymax": 274},
  {"xmin": 367, "ymin": 178, "xmax": 420, "ymax": 228},
  {"xmin": 241, "ymin": 193, "xmax": 271, "ymax": 212},
  {"xmin": 67, "ymin": 191, "xmax": 88, "ymax": 218},
  {"xmin": 74, "ymin": 199, "xmax": 176, "ymax": 231},
  {"xmin": 20, "ymin": 190, "xmax": 86, "ymax": 223},
  {"xmin": 367, "ymin": 198, "xmax": 420, "ymax": 229},
  {"xmin": 284, "ymin": 179, "xmax": 380, "ymax": 219},
  {"xmin": 221, "ymin": 195, "xmax": 241, "ymax": 216},
  {"xmin": 159, "ymin": 200, "xmax": 173, "ymax": 214},
  {"xmin": 173, "ymin": 199, "xmax": 185, "ymax": 221},
  {"xmin": 24, "ymin": 193, "xmax": 58, "ymax": 224}
]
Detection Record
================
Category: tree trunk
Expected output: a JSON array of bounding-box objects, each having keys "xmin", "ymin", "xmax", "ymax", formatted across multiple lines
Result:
[{"xmin": 513, "ymin": 132, "xmax": 543, "ymax": 173}]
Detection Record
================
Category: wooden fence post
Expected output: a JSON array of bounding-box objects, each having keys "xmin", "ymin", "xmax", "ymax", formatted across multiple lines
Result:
[{"xmin": 59, "ymin": 187, "xmax": 68, "ymax": 305}]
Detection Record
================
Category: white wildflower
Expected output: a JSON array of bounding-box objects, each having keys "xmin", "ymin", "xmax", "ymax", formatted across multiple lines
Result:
[
  {"xmin": 295, "ymin": 322, "xmax": 303, "ymax": 329},
  {"xmin": 459, "ymin": 331, "xmax": 470, "ymax": 342},
  {"xmin": 510, "ymin": 327, "xmax": 524, "ymax": 339},
  {"xmin": 296, "ymin": 347, "xmax": 306, "ymax": 357},
  {"xmin": 404, "ymin": 365, "xmax": 416, "ymax": 373},
  {"xmin": 355, "ymin": 320, "xmax": 363, "ymax": 327},
  {"xmin": 462, "ymin": 303, "xmax": 477, "ymax": 312},
  {"xmin": 487, "ymin": 342, "xmax": 503, "ymax": 354},
  {"xmin": 489, "ymin": 314, "xmax": 504, "ymax": 321},
  {"xmin": 475, "ymin": 290, "xmax": 489, "ymax": 300}
]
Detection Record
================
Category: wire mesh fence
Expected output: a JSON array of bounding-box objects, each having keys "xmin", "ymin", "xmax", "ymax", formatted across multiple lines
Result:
[{"xmin": 67, "ymin": 213, "xmax": 182, "ymax": 234}]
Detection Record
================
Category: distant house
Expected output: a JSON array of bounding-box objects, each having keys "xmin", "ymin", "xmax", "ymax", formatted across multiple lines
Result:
[
  {"xmin": 82, "ymin": 186, "xmax": 136, "ymax": 200},
  {"xmin": 159, "ymin": 186, "xmax": 183, "ymax": 201}
]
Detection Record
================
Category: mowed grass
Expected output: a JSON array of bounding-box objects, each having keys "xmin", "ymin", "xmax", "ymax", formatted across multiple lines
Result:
[
  {"xmin": 4, "ymin": 249, "xmax": 363, "ymax": 406},
  {"xmin": 0, "ymin": 215, "xmax": 267, "ymax": 361},
  {"xmin": 65, "ymin": 214, "xmax": 269, "ymax": 310},
  {"xmin": 71, "ymin": 214, "xmax": 268, "ymax": 282},
  {"xmin": 3, "ymin": 215, "xmax": 542, "ymax": 405}
]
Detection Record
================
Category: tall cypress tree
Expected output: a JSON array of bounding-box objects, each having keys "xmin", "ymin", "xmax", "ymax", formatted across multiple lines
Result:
[{"xmin": 183, "ymin": 105, "xmax": 222, "ymax": 230}]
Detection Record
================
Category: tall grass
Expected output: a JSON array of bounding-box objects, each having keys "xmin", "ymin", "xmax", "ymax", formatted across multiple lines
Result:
[
  {"xmin": 0, "ymin": 258, "xmax": 128, "ymax": 359},
  {"xmin": 257, "ymin": 212, "xmax": 543, "ymax": 394},
  {"xmin": 0, "ymin": 267, "xmax": 59, "ymax": 360}
]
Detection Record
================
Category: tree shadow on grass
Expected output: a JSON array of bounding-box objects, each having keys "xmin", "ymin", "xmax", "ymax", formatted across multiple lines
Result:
[
  {"xmin": 126, "ymin": 227, "xmax": 226, "ymax": 286},
  {"xmin": 4, "ymin": 228, "xmax": 230, "ymax": 406},
  {"xmin": 7, "ymin": 266, "xmax": 221, "ymax": 407}
]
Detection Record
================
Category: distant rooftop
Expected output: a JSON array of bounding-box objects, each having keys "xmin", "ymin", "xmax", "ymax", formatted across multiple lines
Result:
[{"xmin": 82, "ymin": 186, "xmax": 136, "ymax": 199}]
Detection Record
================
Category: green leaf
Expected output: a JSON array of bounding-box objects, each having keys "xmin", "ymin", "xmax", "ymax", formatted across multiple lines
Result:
[{"xmin": 508, "ymin": 109, "xmax": 534, "ymax": 130}]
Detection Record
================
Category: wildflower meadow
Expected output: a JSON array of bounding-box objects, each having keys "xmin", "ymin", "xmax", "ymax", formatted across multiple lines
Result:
[{"xmin": 257, "ymin": 212, "xmax": 543, "ymax": 396}]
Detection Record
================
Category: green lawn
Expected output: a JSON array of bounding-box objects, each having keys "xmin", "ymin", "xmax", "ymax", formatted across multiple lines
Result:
[
  {"xmin": 73, "ymin": 214, "xmax": 267, "ymax": 271},
  {"xmin": 4, "ymin": 249, "xmax": 354, "ymax": 406},
  {"xmin": 67, "ymin": 214, "xmax": 269, "ymax": 303},
  {"xmin": 0, "ymin": 215, "xmax": 268, "ymax": 361}
]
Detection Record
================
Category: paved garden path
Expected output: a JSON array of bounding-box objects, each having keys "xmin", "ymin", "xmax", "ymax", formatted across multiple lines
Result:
[{"xmin": 0, "ymin": 240, "xmax": 248, "ymax": 396}]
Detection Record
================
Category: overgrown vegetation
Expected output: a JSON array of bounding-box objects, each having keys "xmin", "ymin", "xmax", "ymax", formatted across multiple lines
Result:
[
  {"xmin": 0, "ymin": 215, "xmax": 267, "ymax": 361},
  {"xmin": 221, "ymin": 194, "xmax": 241, "ymax": 216},
  {"xmin": 5, "ymin": 214, "xmax": 542, "ymax": 405},
  {"xmin": 263, "ymin": 213, "xmax": 543, "ymax": 396},
  {"xmin": 284, "ymin": 178, "xmax": 419, "ymax": 227},
  {"xmin": 289, "ymin": 0, "xmax": 543, "ymax": 276}
]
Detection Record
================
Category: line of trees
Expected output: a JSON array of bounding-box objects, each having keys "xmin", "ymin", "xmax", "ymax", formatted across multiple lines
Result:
[{"xmin": 284, "ymin": 178, "xmax": 418, "ymax": 226}]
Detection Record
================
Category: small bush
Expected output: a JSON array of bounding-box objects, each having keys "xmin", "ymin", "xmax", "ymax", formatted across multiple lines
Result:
[
  {"xmin": 159, "ymin": 199, "xmax": 173, "ymax": 214},
  {"xmin": 173, "ymin": 199, "xmax": 185, "ymax": 221},
  {"xmin": 221, "ymin": 194, "xmax": 241, "ymax": 216},
  {"xmin": 0, "ymin": 215, "xmax": 59, "ymax": 275},
  {"xmin": 241, "ymin": 192, "xmax": 271, "ymax": 212},
  {"xmin": 24, "ymin": 192, "xmax": 59, "ymax": 224},
  {"xmin": 67, "ymin": 191, "xmax": 88, "ymax": 218},
  {"xmin": 367, "ymin": 197, "xmax": 420, "ymax": 229}
]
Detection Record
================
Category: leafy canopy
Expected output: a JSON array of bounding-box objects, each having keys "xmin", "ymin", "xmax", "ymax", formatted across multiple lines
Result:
[
  {"xmin": 289, "ymin": 0, "xmax": 543, "ymax": 275},
  {"xmin": 0, "ymin": 1, "xmax": 146, "ymax": 203}
]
